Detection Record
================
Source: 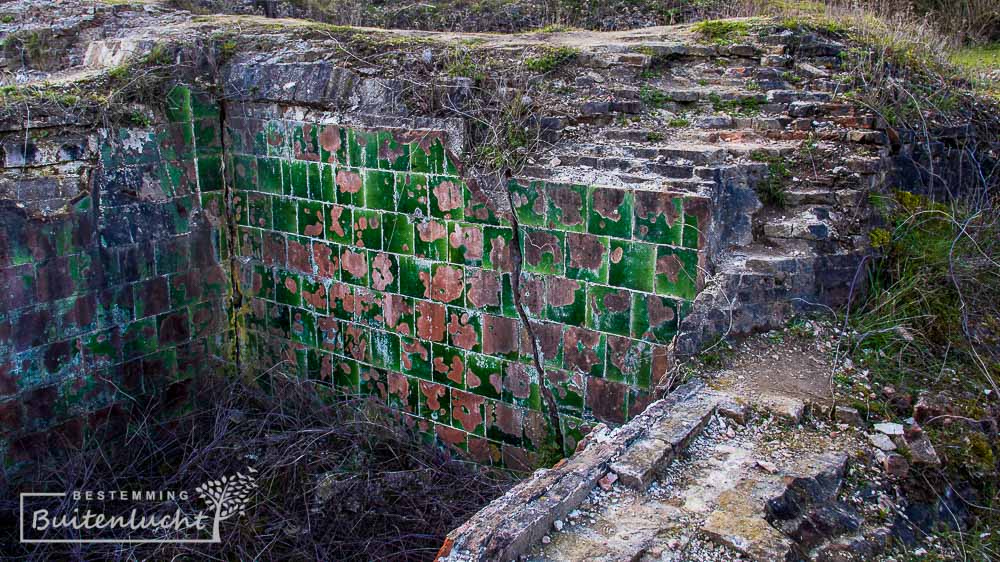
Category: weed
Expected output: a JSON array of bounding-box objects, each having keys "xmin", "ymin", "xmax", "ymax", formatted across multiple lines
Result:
[
  {"xmin": 646, "ymin": 131, "xmax": 665, "ymax": 142},
  {"xmin": 869, "ymin": 227, "xmax": 891, "ymax": 249},
  {"xmin": 523, "ymin": 46, "xmax": 578, "ymax": 73},
  {"xmin": 950, "ymin": 42, "xmax": 1000, "ymax": 71},
  {"xmin": 129, "ymin": 110, "xmax": 154, "ymax": 127},
  {"xmin": 781, "ymin": 70, "xmax": 803, "ymax": 85},
  {"xmin": 667, "ymin": 118, "xmax": 690, "ymax": 127},
  {"xmin": 640, "ymin": 85, "xmax": 671, "ymax": 109},
  {"xmin": 708, "ymin": 92, "xmax": 762, "ymax": 115},
  {"xmin": 443, "ymin": 46, "xmax": 486, "ymax": 81},
  {"xmin": 692, "ymin": 19, "xmax": 749, "ymax": 44},
  {"xmin": 220, "ymin": 40, "xmax": 238, "ymax": 61},
  {"xmin": 1, "ymin": 14, "xmax": 13, "ymax": 23},
  {"xmin": 532, "ymin": 24, "xmax": 577, "ymax": 33},
  {"xmin": 749, "ymin": 150, "xmax": 790, "ymax": 206},
  {"xmin": 143, "ymin": 43, "xmax": 173, "ymax": 66}
]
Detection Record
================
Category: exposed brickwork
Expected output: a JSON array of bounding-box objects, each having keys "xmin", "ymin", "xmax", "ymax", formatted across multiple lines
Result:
[
  {"xmin": 229, "ymin": 112, "xmax": 707, "ymax": 468},
  {"xmin": 0, "ymin": 86, "xmax": 231, "ymax": 467}
]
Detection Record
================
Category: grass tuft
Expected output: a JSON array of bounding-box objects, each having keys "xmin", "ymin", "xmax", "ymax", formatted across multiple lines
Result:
[{"xmin": 523, "ymin": 46, "xmax": 578, "ymax": 73}]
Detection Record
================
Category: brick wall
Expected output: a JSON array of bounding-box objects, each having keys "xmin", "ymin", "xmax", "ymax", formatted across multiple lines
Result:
[
  {"xmin": 0, "ymin": 86, "xmax": 231, "ymax": 467},
  {"xmin": 228, "ymin": 110, "xmax": 709, "ymax": 471}
]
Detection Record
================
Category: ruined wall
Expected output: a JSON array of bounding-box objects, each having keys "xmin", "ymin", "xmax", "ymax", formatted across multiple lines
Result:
[
  {"xmin": 228, "ymin": 105, "xmax": 708, "ymax": 470},
  {"xmin": 0, "ymin": 86, "xmax": 231, "ymax": 467}
]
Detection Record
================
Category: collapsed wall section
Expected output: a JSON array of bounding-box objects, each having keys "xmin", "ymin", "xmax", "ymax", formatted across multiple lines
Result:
[
  {"xmin": 0, "ymin": 86, "xmax": 231, "ymax": 468},
  {"xmin": 228, "ymin": 104, "xmax": 708, "ymax": 470}
]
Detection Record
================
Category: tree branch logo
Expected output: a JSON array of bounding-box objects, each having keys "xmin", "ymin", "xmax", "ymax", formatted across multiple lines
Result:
[
  {"xmin": 195, "ymin": 468, "xmax": 259, "ymax": 541},
  {"xmin": 19, "ymin": 467, "xmax": 259, "ymax": 544}
]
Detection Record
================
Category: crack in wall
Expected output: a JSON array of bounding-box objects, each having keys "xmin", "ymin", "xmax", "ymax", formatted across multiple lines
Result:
[
  {"xmin": 215, "ymin": 100, "xmax": 245, "ymax": 378},
  {"xmin": 504, "ymin": 183, "xmax": 565, "ymax": 455}
]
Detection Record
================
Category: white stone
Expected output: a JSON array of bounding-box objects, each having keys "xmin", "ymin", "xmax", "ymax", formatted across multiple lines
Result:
[
  {"xmin": 874, "ymin": 422, "xmax": 904, "ymax": 436},
  {"xmin": 756, "ymin": 460, "xmax": 779, "ymax": 474},
  {"xmin": 867, "ymin": 432, "xmax": 897, "ymax": 452}
]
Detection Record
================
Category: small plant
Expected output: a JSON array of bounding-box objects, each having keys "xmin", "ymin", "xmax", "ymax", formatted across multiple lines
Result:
[
  {"xmin": 868, "ymin": 227, "xmax": 889, "ymax": 250},
  {"xmin": 523, "ymin": 46, "xmax": 578, "ymax": 73},
  {"xmin": 640, "ymin": 85, "xmax": 671, "ymax": 109},
  {"xmin": 143, "ymin": 43, "xmax": 172, "ymax": 66},
  {"xmin": 708, "ymin": 92, "xmax": 763, "ymax": 116},
  {"xmin": 1, "ymin": 14, "xmax": 14, "ymax": 23},
  {"xmin": 692, "ymin": 19, "xmax": 749, "ymax": 45},
  {"xmin": 532, "ymin": 24, "xmax": 577, "ymax": 33},
  {"xmin": 667, "ymin": 118, "xmax": 690, "ymax": 127},
  {"xmin": 444, "ymin": 47, "xmax": 486, "ymax": 81},
  {"xmin": 781, "ymin": 70, "xmax": 803, "ymax": 85},
  {"xmin": 220, "ymin": 40, "xmax": 237, "ymax": 60},
  {"xmin": 129, "ymin": 110, "xmax": 153, "ymax": 127},
  {"xmin": 646, "ymin": 131, "xmax": 664, "ymax": 142},
  {"xmin": 107, "ymin": 63, "xmax": 130, "ymax": 81},
  {"xmin": 749, "ymin": 150, "xmax": 790, "ymax": 207}
]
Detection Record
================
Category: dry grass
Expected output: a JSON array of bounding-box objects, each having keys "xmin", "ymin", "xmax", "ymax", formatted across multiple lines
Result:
[{"xmin": 0, "ymin": 374, "xmax": 512, "ymax": 561}]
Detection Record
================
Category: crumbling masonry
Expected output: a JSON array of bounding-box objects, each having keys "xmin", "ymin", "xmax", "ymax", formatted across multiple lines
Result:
[{"xmin": 5, "ymin": 8, "xmax": 965, "ymax": 474}]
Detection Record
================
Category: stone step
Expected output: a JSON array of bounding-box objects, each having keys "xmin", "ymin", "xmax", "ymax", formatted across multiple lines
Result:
[
  {"xmin": 608, "ymin": 388, "xmax": 720, "ymax": 489},
  {"xmin": 518, "ymin": 164, "xmax": 714, "ymax": 192},
  {"xmin": 784, "ymin": 189, "xmax": 838, "ymax": 206},
  {"xmin": 701, "ymin": 451, "xmax": 851, "ymax": 561},
  {"xmin": 554, "ymin": 141, "xmax": 798, "ymax": 166},
  {"xmin": 762, "ymin": 208, "xmax": 836, "ymax": 242},
  {"xmin": 439, "ymin": 381, "xmax": 723, "ymax": 562}
]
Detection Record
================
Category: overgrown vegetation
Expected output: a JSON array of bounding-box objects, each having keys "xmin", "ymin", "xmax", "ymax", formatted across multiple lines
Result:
[
  {"xmin": 0, "ymin": 374, "xmax": 512, "ymax": 561},
  {"xmin": 0, "ymin": 41, "xmax": 191, "ymax": 126},
  {"xmin": 839, "ymin": 189, "xmax": 999, "ymax": 559}
]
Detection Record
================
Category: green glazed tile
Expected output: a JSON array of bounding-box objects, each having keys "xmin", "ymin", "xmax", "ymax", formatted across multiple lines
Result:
[
  {"xmin": 272, "ymin": 196, "xmax": 298, "ymax": 234},
  {"xmin": 275, "ymin": 270, "xmax": 302, "ymax": 306},
  {"xmin": 509, "ymin": 179, "xmax": 545, "ymax": 227},
  {"xmin": 465, "ymin": 352, "xmax": 503, "ymax": 399},
  {"xmin": 353, "ymin": 209, "xmax": 383, "ymax": 250},
  {"xmin": 633, "ymin": 192, "xmax": 683, "ymax": 245},
  {"xmin": 565, "ymin": 232, "xmax": 609, "ymax": 283},
  {"xmin": 397, "ymin": 173, "xmax": 428, "ymax": 215},
  {"xmin": 340, "ymin": 247, "xmax": 369, "ymax": 286},
  {"xmin": 256, "ymin": 157, "xmax": 283, "ymax": 194},
  {"xmin": 585, "ymin": 284, "xmax": 632, "ymax": 337},
  {"xmin": 298, "ymin": 200, "xmax": 326, "ymax": 238},
  {"xmin": 382, "ymin": 212, "xmax": 415, "ymax": 255},
  {"xmin": 544, "ymin": 277, "xmax": 585, "ymax": 326},
  {"xmin": 654, "ymin": 245, "xmax": 698, "ymax": 300},
  {"xmin": 364, "ymin": 169, "xmax": 396, "ymax": 211},
  {"xmin": 377, "ymin": 130, "xmax": 409, "ymax": 171},
  {"xmin": 545, "ymin": 183, "xmax": 588, "ymax": 232},
  {"xmin": 286, "ymin": 159, "xmax": 309, "ymax": 198},
  {"xmin": 325, "ymin": 204, "xmax": 353, "ymax": 245},
  {"xmin": 608, "ymin": 239, "xmax": 655, "ymax": 292},
  {"xmin": 588, "ymin": 187, "xmax": 632, "ymax": 239},
  {"xmin": 432, "ymin": 343, "xmax": 466, "ymax": 388},
  {"xmin": 631, "ymin": 293, "xmax": 679, "ymax": 343},
  {"xmin": 400, "ymin": 336, "xmax": 432, "ymax": 379},
  {"xmin": 429, "ymin": 175, "xmax": 465, "ymax": 220},
  {"xmin": 371, "ymin": 329, "xmax": 401, "ymax": 371}
]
